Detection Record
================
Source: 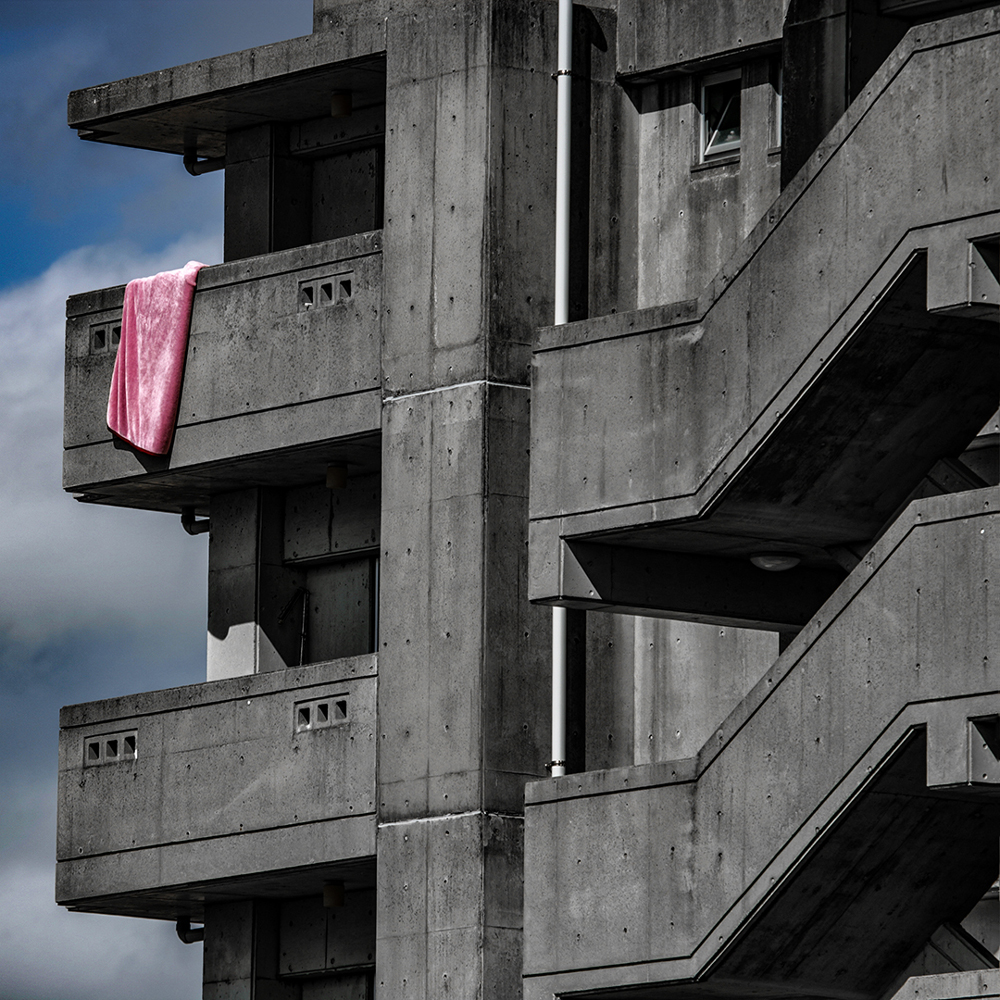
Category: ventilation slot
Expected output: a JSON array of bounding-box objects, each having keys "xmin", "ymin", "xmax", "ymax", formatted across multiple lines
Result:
[
  {"xmin": 89, "ymin": 320, "xmax": 123, "ymax": 355},
  {"xmin": 294, "ymin": 694, "xmax": 350, "ymax": 733},
  {"xmin": 83, "ymin": 729, "xmax": 138, "ymax": 766},
  {"xmin": 297, "ymin": 271, "xmax": 355, "ymax": 313}
]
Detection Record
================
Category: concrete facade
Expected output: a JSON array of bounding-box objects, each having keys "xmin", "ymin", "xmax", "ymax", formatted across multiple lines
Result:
[{"xmin": 58, "ymin": 1, "xmax": 998, "ymax": 999}]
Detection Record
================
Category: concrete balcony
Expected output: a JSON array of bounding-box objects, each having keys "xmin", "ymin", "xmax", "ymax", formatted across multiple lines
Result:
[
  {"xmin": 56, "ymin": 654, "xmax": 377, "ymax": 919},
  {"xmin": 63, "ymin": 230, "xmax": 383, "ymax": 513},
  {"xmin": 523, "ymin": 488, "xmax": 1000, "ymax": 1000},
  {"xmin": 529, "ymin": 11, "xmax": 1000, "ymax": 625}
]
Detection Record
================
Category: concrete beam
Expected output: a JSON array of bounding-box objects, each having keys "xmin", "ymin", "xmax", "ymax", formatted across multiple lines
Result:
[
  {"xmin": 533, "ymin": 535, "xmax": 844, "ymax": 631},
  {"xmin": 68, "ymin": 37, "xmax": 387, "ymax": 157}
]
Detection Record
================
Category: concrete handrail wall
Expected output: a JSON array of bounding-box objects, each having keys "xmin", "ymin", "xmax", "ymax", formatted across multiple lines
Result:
[
  {"xmin": 56, "ymin": 653, "xmax": 378, "ymax": 917},
  {"xmin": 524, "ymin": 487, "xmax": 1000, "ymax": 994},
  {"xmin": 63, "ymin": 230, "xmax": 383, "ymax": 501},
  {"xmin": 530, "ymin": 7, "xmax": 1000, "ymax": 535}
]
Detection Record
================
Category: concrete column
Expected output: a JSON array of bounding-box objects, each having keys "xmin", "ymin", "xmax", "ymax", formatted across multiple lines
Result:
[
  {"xmin": 374, "ymin": 2, "xmax": 565, "ymax": 994},
  {"xmin": 207, "ymin": 488, "xmax": 305, "ymax": 680},
  {"xmin": 375, "ymin": 382, "xmax": 548, "ymax": 999},
  {"xmin": 224, "ymin": 123, "xmax": 312, "ymax": 262},
  {"xmin": 203, "ymin": 900, "xmax": 297, "ymax": 1000}
]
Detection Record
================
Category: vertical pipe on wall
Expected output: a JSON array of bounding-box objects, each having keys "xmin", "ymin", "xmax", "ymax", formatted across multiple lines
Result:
[
  {"xmin": 550, "ymin": 0, "xmax": 572, "ymax": 779},
  {"xmin": 554, "ymin": 0, "xmax": 573, "ymax": 329}
]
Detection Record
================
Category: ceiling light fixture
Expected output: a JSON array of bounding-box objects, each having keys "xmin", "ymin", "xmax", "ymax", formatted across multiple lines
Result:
[{"xmin": 750, "ymin": 553, "xmax": 801, "ymax": 572}]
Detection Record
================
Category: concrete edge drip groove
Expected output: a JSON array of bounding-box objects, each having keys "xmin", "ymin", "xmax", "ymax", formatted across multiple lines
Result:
[{"xmin": 58, "ymin": 811, "xmax": 379, "ymax": 863}]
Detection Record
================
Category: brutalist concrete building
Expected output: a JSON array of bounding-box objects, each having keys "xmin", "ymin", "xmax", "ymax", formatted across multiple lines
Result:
[{"xmin": 57, "ymin": 1, "xmax": 1000, "ymax": 998}]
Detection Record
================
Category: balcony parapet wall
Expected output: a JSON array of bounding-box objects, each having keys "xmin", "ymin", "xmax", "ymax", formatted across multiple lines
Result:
[
  {"xmin": 63, "ymin": 230, "xmax": 382, "ymax": 511},
  {"xmin": 56, "ymin": 653, "xmax": 377, "ymax": 919}
]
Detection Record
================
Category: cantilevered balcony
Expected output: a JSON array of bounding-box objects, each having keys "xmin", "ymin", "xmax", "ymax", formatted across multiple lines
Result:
[
  {"xmin": 56, "ymin": 654, "xmax": 376, "ymax": 919},
  {"xmin": 63, "ymin": 231, "xmax": 382, "ymax": 513}
]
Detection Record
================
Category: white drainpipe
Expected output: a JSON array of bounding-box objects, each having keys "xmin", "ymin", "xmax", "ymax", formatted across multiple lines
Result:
[{"xmin": 550, "ymin": 0, "xmax": 572, "ymax": 779}]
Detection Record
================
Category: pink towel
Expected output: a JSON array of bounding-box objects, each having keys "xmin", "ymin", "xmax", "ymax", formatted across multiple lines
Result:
[{"xmin": 107, "ymin": 261, "xmax": 205, "ymax": 455}]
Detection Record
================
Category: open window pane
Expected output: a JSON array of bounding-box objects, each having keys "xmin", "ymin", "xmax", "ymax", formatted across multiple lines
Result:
[{"xmin": 702, "ymin": 69, "xmax": 742, "ymax": 159}]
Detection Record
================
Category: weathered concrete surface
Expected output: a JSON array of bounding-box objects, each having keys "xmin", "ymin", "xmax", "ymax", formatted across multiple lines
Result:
[
  {"xmin": 204, "ymin": 900, "xmax": 297, "ymax": 1000},
  {"xmin": 207, "ymin": 479, "xmax": 381, "ymax": 680},
  {"xmin": 885, "ymin": 924, "xmax": 999, "ymax": 998},
  {"xmin": 208, "ymin": 488, "xmax": 312, "ymax": 679},
  {"xmin": 376, "ymin": 379, "xmax": 545, "ymax": 1000},
  {"xmin": 617, "ymin": 0, "xmax": 783, "ymax": 77},
  {"xmin": 285, "ymin": 473, "xmax": 381, "ymax": 562},
  {"xmin": 585, "ymin": 616, "xmax": 777, "ymax": 768},
  {"xmin": 63, "ymin": 233, "xmax": 382, "ymax": 509},
  {"xmin": 530, "ymin": 12, "xmax": 1000, "ymax": 600},
  {"xmin": 381, "ymin": 0, "xmax": 559, "ymax": 392},
  {"xmin": 635, "ymin": 54, "xmax": 781, "ymax": 307},
  {"xmin": 376, "ymin": 812, "xmax": 522, "ymax": 1000},
  {"xmin": 890, "ymin": 971, "xmax": 1000, "ymax": 1000},
  {"xmin": 365, "ymin": 7, "xmax": 571, "ymax": 994},
  {"xmin": 314, "ymin": 0, "xmax": 389, "ymax": 35},
  {"xmin": 57, "ymin": 655, "xmax": 376, "ymax": 917},
  {"xmin": 781, "ymin": 0, "xmax": 909, "ymax": 186},
  {"xmin": 224, "ymin": 123, "xmax": 313, "ymax": 261},
  {"xmin": 278, "ymin": 889, "xmax": 376, "ymax": 975},
  {"xmin": 578, "ymin": 7, "xmax": 639, "ymax": 319},
  {"xmin": 377, "ymin": 381, "xmax": 548, "ymax": 821},
  {"xmin": 523, "ymin": 488, "xmax": 1000, "ymax": 998}
]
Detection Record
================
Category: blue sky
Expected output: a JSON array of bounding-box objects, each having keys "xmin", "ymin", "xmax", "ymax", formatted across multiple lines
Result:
[{"xmin": 0, "ymin": 2, "xmax": 312, "ymax": 997}]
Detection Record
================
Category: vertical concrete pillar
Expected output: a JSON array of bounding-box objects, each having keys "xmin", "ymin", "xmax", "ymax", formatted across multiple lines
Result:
[
  {"xmin": 377, "ymin": 383, "xmax": 549, "ymax": 997},
  {"xmin": 224, "ymin": 123, "xmax": 312, "ymax": 262},
  {"xmin": 207, "ymin": 488, "xmax": 304, "ymax": 680},
  {"xmin": 203, "ymin": 900, "xmax": 297, "ymax": 1000},
  {"xmin": 781, "ymin": 0, "xmax": 906, "ymax": 187},
  {"xmin": 375, "ymin": 2, "xmax": 558, "ymax": 995}
]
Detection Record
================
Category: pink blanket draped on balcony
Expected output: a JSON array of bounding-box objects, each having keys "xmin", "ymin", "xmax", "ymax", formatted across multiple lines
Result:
[{"xmin": 107, "ymin": 260, "xmax": 205, "ymax": 455}]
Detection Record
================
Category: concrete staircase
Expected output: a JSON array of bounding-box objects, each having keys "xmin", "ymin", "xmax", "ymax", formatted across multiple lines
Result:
[{"xmin": 524, "ymin": 10, "xmax": 1000, "ymax": 999}]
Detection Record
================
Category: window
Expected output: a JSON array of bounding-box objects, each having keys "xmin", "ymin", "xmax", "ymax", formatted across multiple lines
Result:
[
  {"xmin": 701, "ymin": 69, "xmax": 742, "ymax": 160},
  {"xmin": 771, "ymin": 59, "xmax": 783, "ymax": 150}
]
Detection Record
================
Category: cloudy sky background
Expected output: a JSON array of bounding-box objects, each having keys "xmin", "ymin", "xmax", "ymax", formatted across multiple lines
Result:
[{"xmin": 0, "ymin": 2, "xmax": 312, "ymax": 997}]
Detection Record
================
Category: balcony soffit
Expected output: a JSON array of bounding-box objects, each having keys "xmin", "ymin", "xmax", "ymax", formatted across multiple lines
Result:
[{"xmin": 68, "ymin": 32, "xmax": 387, "ymax": 159}]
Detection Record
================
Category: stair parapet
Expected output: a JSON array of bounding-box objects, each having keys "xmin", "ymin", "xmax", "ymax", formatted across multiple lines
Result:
[{"xmin": 524, "ymin": 489, "xmax": 1000, "ymax": 998}]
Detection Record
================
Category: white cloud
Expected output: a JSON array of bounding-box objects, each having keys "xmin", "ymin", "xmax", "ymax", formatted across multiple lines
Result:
[
  {"xmin": 0, "ymin": 232, "xmax": 222, "ymax": 647},
  {"xmin": 0, "ymin": 859, "xmax": 202, "ymax": 1000},
  {"xmin": 0, "ymin": 232, "xmax": 224, "ymax": 999},
  {"xmin": 0, "ymin": 776, "xmax": 202, "ymax": 1000},
  {"xmin": 0, "ymin": 5, "xmax": 313, "ymax": 996}
]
